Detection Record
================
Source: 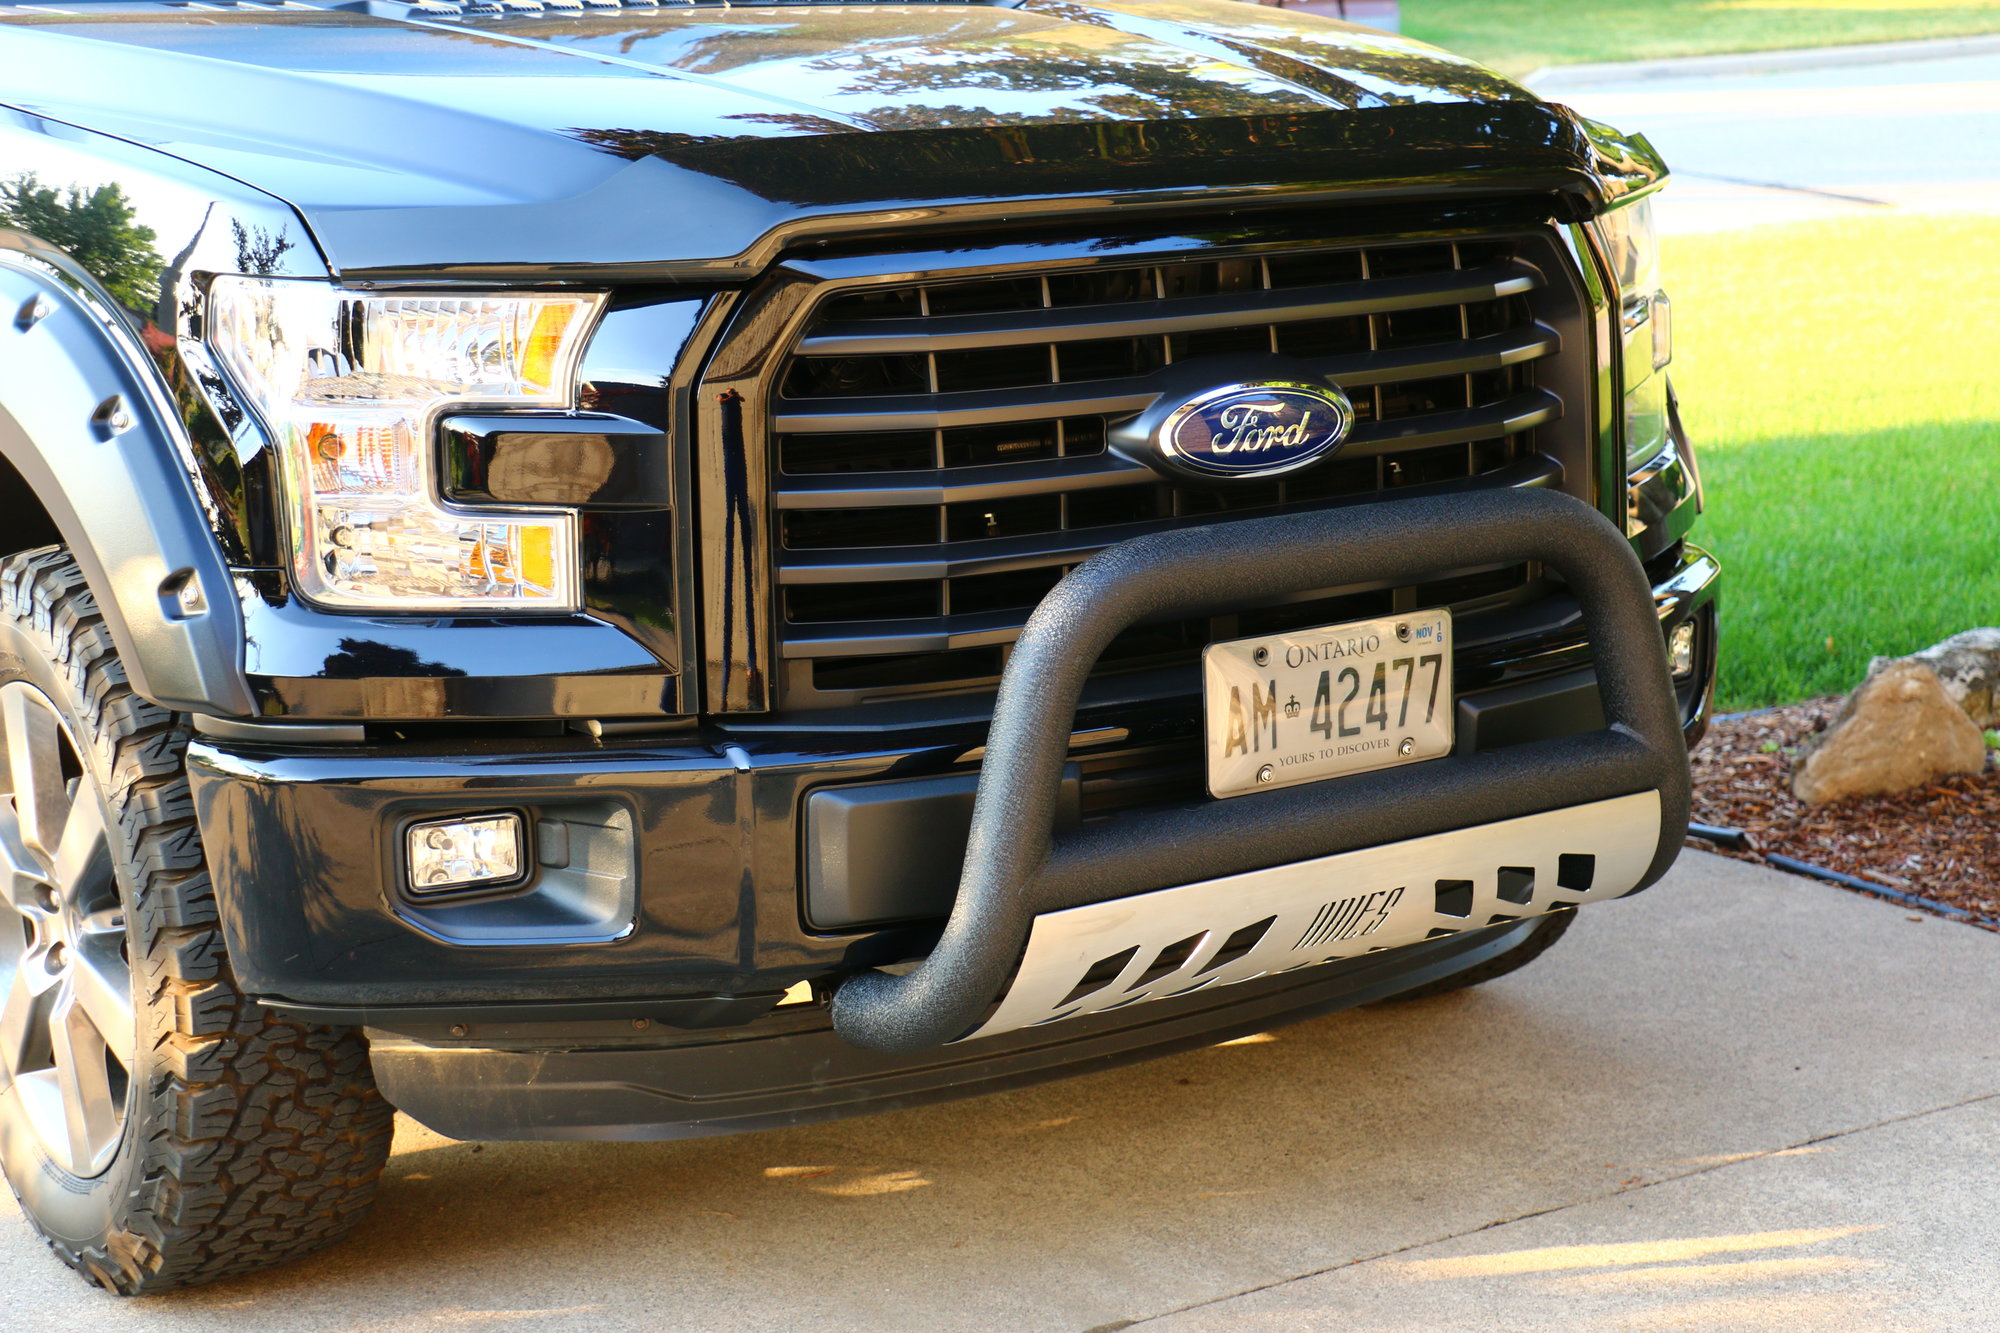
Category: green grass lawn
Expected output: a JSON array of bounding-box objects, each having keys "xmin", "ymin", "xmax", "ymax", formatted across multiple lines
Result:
[
  {"xmin": 1402, "ymin": 0, "xmax": 2000, "ymax": 77},
  {"xmin": 1666, "ymin": 213, "xmax": 2000, "ymax": 710}
]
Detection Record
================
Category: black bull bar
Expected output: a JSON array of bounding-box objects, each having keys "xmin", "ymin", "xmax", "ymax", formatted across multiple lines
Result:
[{"xmin": 829, "ymin": 489, "xmax": 1691, "ymax": 1054}]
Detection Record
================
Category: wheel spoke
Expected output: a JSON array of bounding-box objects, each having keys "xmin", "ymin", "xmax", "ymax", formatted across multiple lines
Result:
[
  {"xmin": 48, "ymin": 981, "xmax": 120, "ymax": 1173},
  {"xmin": 0, "ymin": 816, "xmax": 46, "ymax": 915},
  {"xmin": 0, "ymin": 961, "xmax": 45, "ymax": 1080},
  {"xmin": 1, "ymin": 685, "xmax": 70, "ymax": 866},
  {"xmin": 68, "ymin": 933, "xmax": 135, "ymax": 1062},
  {"xmin": 48, "ymin": 788, "xmax": 105, "ymax": 896}
]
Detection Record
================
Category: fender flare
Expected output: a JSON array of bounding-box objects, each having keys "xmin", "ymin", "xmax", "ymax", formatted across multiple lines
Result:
[{"xmin": 0, "ymin": 238, "xmax": 253, "ymax": 716}]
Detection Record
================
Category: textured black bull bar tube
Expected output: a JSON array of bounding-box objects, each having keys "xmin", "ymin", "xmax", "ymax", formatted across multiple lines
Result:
[{"xmin": 830, "ymin": 489, "xmax": 1691, "ymax": 1054}]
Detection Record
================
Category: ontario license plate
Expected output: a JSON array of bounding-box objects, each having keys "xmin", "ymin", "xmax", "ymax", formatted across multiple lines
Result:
[{"xmin": 1203, "ymin": 609, "xmax": 1454, "ymax": 798}]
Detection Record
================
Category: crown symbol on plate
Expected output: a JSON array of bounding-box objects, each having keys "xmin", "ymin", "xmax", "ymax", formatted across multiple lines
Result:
[{"xmin": 1283, "ymin": 694, "xmax": 1302, "ymax": 718}]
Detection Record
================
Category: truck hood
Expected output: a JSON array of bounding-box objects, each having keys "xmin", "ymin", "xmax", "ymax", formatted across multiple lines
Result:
[{"xmin": 0, "ymin": 0, "xmax": 1643, "ymax": 277}]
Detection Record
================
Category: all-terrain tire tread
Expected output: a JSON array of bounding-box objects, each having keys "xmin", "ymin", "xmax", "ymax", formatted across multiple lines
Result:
[{"xmin": 0, "ymin": 548, "xmax": 394, "ymax": 1294}]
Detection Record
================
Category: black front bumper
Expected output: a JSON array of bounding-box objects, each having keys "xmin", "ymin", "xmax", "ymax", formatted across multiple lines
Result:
[
  {"xmin": 185, "ymin": 491, "xmax": 1716, "ymax": 1130},
  {"xmin": 186, "ymin": 519, "xmax": 1715, "ymax": 1015}
]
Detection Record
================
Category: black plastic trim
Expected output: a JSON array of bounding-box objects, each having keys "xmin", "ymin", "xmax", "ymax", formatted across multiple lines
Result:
[
  {"xmin": 269, "ymin": 991, "xmax": 786, "ymax": 1038},
  {"xmin": 441, "ymin": 412, "xmax": 673, "ymax": 511},
  {"xmin": 366, "ymin": 915, "xmax": 1543, "ymax": 1142},
  {"xmin": 803, "ymin": 764, "xmax": 1083, "ymax": 931},
  {"xmin": 0, "ymin": 244, "xmax": 254, "ymax": 715}
]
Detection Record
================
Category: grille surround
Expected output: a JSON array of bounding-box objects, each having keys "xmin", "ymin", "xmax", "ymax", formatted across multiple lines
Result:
[{"xmin": 696, "ymin": 223, "xmax": 1596, "ymax": 714}]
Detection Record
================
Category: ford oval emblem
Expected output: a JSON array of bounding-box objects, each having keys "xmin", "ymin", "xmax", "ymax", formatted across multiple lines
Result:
[{"xmin": 1158, "ymin": 380, "xmax": 1355, "ymax": 479}]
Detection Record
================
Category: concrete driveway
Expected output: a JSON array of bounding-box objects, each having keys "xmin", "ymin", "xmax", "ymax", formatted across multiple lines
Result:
[
  {"xmin": 4, "ymin": 850, "xmax": 1998, "ymax": 1331},
  {"xmin": 1533, "ymin": 42, "xmax": 2000, "ymax": 232}
]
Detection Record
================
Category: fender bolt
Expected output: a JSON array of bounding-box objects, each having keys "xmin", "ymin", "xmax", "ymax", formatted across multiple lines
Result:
[
  {"xmin": 631, "ymin": 1018, "xmax": 651, "ymax": 1031},
  {"xmin": 91, "ymin": 394, "xmax": 133, "ymax": 437},
  {"xmin": 449, "ymin": 1023, "xmax": 469, "ymax": 1038}
]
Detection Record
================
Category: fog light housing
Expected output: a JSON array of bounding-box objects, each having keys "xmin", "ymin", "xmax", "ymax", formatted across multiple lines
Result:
[
  {"xmin": 1668, "ymin": 622, "xmax": 1698, "ymax": 680},
  {"xmin": 406, "ymin": 812, "xmax": 526, "ymax": 895}
]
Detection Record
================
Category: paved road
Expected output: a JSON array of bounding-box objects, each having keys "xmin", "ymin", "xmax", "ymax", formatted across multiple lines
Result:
[
  {"xmin": 1534, "ymin": 51, "xmax": 2000, "ymax": 232},
  {"xmin": 5, "ymin": 851, "xmax": 1999, "ymax": 1331}
]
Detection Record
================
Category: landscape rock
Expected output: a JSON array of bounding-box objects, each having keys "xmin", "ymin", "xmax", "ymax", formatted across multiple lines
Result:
[
  {"xmin": 1791, "ymin": 660, "xmax": 1987, "ymax": 806},
  {"xmin": 1872, "ymin": 628, "xmax": 2000, "ymax": 729}
]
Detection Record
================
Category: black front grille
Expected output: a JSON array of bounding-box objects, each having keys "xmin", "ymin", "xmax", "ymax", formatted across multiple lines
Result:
[{"xmin": 765, "ymin": 232, "xmax": 1587, "ymax": 707}]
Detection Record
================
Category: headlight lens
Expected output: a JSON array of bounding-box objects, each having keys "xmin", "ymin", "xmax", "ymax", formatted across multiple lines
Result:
[
  {"xmin": 208, "ymin": 278, "xmax": 602, "ymax": 612},
  {"xmin": 1596, "ymin": 196, "xmax": 1660, "ymax": 311},
  {"xmin": 1592, "ymin": 195, "xmax": 1674, "ymax": 471}
]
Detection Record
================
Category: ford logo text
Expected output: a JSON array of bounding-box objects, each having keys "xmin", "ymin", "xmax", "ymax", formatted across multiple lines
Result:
[{"xmin": 1158, "ymin": 381, "xmax": 1354, "ymax": 479}]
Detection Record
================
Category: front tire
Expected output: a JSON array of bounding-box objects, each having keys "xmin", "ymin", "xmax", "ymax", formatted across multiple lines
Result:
[{"xmin": 0, "ymin": 548, "xmax": 393, "ymax": 1293}]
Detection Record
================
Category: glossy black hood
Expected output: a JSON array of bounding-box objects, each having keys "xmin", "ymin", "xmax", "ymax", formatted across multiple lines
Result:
[{"xmin": 0, "ymin": 0, "xmax": 1654, "ymax": 277}]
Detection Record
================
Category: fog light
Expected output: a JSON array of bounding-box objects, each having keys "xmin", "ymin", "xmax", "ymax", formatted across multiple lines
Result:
[
  {"xmin": 1668, "ymin": 622, "xmax": 1697, "ymax": 680},
  {"xmin": 406, "ymin": 812, "xmax": 525, "ymax": 894}
]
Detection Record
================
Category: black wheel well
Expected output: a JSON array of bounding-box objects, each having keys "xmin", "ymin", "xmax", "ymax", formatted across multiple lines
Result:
[{"xmin": 0, "ymin": 452, "xmax": 61, "ymax": 557}]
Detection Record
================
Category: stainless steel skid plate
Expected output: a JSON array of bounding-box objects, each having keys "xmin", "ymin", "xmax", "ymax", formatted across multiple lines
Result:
[{"xmin": 961, "ymin": 790, "xmax": 1661, "ymax": 1041}]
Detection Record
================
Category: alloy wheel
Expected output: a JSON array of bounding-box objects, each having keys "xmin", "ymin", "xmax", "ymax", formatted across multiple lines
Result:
[{"xmin": 0, "ymin": 679, "xmax": 131, "ymax": 1178}]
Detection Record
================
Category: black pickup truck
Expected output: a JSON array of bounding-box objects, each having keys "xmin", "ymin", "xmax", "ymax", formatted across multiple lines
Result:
[{"xmin": 0, "ymin": 0, "xmax": 1714, "ymax": 1292}]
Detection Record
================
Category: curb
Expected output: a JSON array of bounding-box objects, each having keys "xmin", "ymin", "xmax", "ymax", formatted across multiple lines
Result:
[{"xmin": 1527, "ymin": 32, "xmax": 2000, "ymax": 92}]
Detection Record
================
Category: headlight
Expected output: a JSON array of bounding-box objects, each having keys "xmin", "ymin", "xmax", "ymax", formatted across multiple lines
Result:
[
  {"xmin": 1592, "ymin": 195, "xmax": 1673, "ymax": 471},
  {"xmin": 208, "ymin": 278, "xmax": 603, "ymax": 612}
]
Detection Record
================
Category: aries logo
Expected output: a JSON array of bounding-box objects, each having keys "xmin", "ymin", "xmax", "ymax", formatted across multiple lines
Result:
[{"xmin": 1160, "ymin": 380, "xmax": 1354, "ymax": 479}]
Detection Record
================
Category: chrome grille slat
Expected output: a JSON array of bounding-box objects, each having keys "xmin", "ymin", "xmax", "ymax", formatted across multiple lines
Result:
[
  {"xmin": 1318, "ymin": 323, "xmax": 1559, "ymax": 386},
  {"xmin": 775, "ymin": 452, "xmax": 1151, "ymax": 511},
  {"xmin": 1340, "ymin": 387, "xmax": 1559, "ymax": 456},
  {"xmin": 783, "ymin": 610, "xmax": 1041, "ymax": 659},
  {"xmin": 798, "ymin": 261, "xmax": 1539, "ymax": 354},
  {"xmin": 772, "ymin": 325, "xmax": 1559, "ymax": 435},
  {"xmin": 782, "ymin": 563, "xmax": 1512, "ymax": 659},
  {"xmin": 775, "ymin": 382, "xmax": 1160, "ymax": 435},
  {"xmin": 775, "ymin": 455, "xmax": 1565, "ymax": 587},
  {"xmin": 773, "ymin": 389, "xmax": 1556, "ymax": 511}
]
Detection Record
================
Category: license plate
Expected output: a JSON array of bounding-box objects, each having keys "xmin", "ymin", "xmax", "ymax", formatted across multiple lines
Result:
[{"xmin": 1203, "ymin": 609, "xmax": 1454, "ymax": 798}]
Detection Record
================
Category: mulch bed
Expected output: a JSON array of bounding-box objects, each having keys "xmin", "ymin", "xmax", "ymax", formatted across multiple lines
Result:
[{"xmin": 1689, "ymin": 698, "xmax": 2000, "ymax": 923}]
